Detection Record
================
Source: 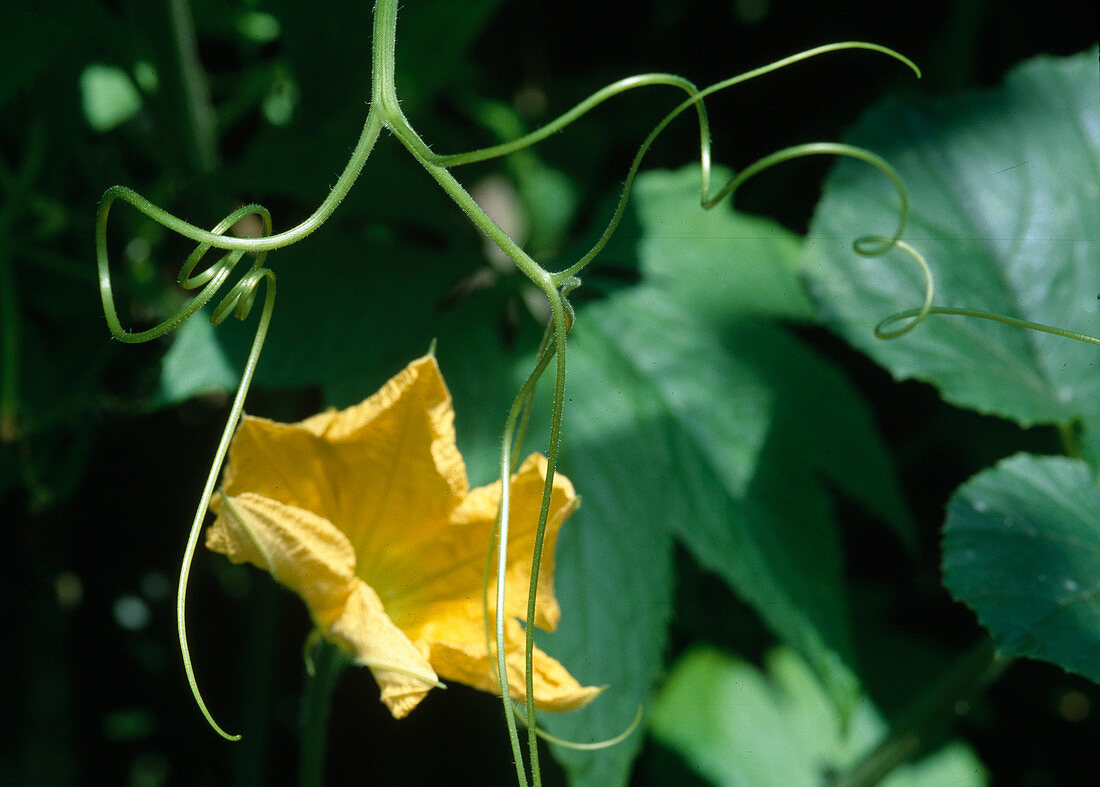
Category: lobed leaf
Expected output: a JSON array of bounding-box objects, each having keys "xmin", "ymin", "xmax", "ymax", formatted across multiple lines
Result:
[{"xmin": 802, "ymin": 48, "xmax": 1100, "ymax": 427}]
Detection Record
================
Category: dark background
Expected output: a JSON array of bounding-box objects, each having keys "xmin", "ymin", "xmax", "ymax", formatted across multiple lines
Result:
[{"xmin": 4, "ymin": 0, "xmax": 1098, "ymax": 784}]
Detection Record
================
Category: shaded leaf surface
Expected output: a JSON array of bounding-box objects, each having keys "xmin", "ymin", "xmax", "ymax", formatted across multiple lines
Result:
[
  {"xmin": 539, "ymin": 283, "xmax": 863, "ymax": 770},
  {"xmin": 650, "ymin": 645, "xmax": 987, "ymax": 787},
  {"xmin": 943, "ymin": 452, "xmax": 1100, "ymax": 681},
  {"xmin": 802, "ymin": 48, "xmax": 1100, "ymax": 426}
]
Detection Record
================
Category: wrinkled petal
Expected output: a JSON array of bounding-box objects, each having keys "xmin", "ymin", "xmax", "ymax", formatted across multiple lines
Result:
[
  {"xmin": 207, "ymin": 493, "xmax": 438, "ymax": 718},
  {"xmin": 207, "ymin": 492, "xmax": 356, "ymax": 626},
  {"xmin": 206, "ymin": 354, "xmax": 597, "ymax": 717},
  {"xmin": 222, "ymin": 356, "xmax": 467, "ymax": 565},
  {"xmin": 410, "ymin": 610, "xmax": 601, "ymax": 712},
  {"xmin": 329, "ymin": 583, "xmax": 438, "ymax": 719},
  {"xmin": 450, "ymin": 453, "xmax": 578, "ymax": 629}
]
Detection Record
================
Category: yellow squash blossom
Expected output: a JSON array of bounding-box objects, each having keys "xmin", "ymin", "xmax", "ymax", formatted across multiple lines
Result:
[{"xmin": 205, "ymin": 354, "xmax": 599, "ymax": 718}]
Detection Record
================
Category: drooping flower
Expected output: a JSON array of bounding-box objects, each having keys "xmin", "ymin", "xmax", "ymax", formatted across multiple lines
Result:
[{"xmin": 205, "ymin": 353, "xmax": 599, "ymax": 718}]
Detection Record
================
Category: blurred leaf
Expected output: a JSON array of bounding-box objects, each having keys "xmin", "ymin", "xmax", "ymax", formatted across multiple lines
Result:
[
  {"xmin": 153, "ymin": 310, "xmax": 238, "ymax": 407},
  {"xmin": 802, "ymin": 48, "xmax": 1100, "ymax": 427},
  {"xmin": 0, "ymin": 1, "xmax": 105, "ymax": 109},
  {"xmin": 629, "ymin": 166, "xmax": 814, "ymax": 323},
  {"xmin": 80, "ymin": 64, "xmax": 143, "ymax": 132},
  {"xmin": 943, "ymin": 452, "xmax": 1100, "ymax": 682},
  {"xmin": 722, "ymin": 322, "xmax": 913, "ymax": 545},
  {"xmin": 649, "ymin": 645, "xmax": 987, "ymax": 787},
  {"xmin": 391, "ymin": 0, "xmax": 507, "ymax": 114}
]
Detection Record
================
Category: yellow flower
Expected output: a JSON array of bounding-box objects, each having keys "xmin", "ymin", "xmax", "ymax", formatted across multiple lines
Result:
[{"xmin": 205, "ymin": 354, "xmax": 599, "ymax": 718}]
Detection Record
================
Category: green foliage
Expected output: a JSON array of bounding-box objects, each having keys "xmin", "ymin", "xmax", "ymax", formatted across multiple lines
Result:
[
  {"xmin": 649, "ymin": 646, "xmax": 986, "ymax": 787},
  {"xmin": 535, "ymin": 168, "xmax": 912, "ymax": 780},
  {"xmin": 803, "ymin": 48, "xmax": 1100, "ymax": 427},
  {"xmin": 944, "ymin": 453, "xmax": 1100, "ymax": 682},
  {"xmin": 5, "ymin": 0, "xmax": 1100, "ymax": 783}
]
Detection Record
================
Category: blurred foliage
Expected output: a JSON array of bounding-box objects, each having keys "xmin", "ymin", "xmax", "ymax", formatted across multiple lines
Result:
[{"xmin": 3, "ymin": 0, "xmax": 1098, "ymax": 785}]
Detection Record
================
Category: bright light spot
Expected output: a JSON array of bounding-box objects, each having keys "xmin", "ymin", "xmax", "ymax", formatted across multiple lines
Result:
[
  {"xmin": 113, "ymin": 595, "xmax": 151, "ymax": 630},
  {"xmin": 263, "ymin": 71, "xmax": 299, "ymax": 126},
  {"xmin": 125, "ymin": 236, "xmax": 151, "ymax": 265},
  {"xmin": 80, "ymin": 64, "xmax": 143, "ymax": 132},
  {"xmin": 1058, "ymin": 690, "xmax": 1090, "ymax": 722},
  {"xmin": 55, "ymin": 571, "xmax": 83, "ymax": 610},
  {"xmin": 237, "ymin": 11, "xmax": 281, "ymax": 43},
  {"xmin": 133, "ymin": 61, "xmax": 159, "ymax": 93}
]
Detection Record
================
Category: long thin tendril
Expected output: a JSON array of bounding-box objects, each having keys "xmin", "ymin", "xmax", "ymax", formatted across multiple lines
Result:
[
  {"xmin": 423, "ymin": 42, "xmax": 919, "ymax": 786},
  {"xmin": 96, "ymin": 104, "xmax": 383, "ymax": 742}
]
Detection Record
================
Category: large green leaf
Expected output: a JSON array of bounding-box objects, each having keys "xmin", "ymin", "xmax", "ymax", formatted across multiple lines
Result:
[
  {"xmin": 536, "ymin": 169, "xmax": 913, "ymax": 783},
  {"xmin": 535, "ymin": 306, "xmax": 681, "ymax": 786},
  {"xmin": 802, "ymin": 48, "xmax": 1100, "ymax": 427},
  {"xmin": 649, "ymin": 645, "xmax": 987, "ymax": 787},
  {"xmin": 538, "ymin": 284, "xmax": 860, "ymax": 784},
  {"xmin": 628, "ymin": 166, "xmax": 814, "ymax": 323},
  {"xmin": 943, "ymin": 452, "xmax": 1100, "ymax": 681}
]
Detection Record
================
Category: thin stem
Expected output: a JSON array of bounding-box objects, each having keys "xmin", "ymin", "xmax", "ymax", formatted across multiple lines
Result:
[
  {"xmin": 299, "ymin": 638, "xmax": 352, "ymax": 787},
  {"xmin": 489, "ymin": 332, "xmax": 560, "ymax": 787},
  {"xmin": 97, "ymin": 109, "xmax": 383, "ymax": 260},
  {"xmin": 550, "ymin": 42, "xmax": 918, "ymax": 284},
  {"xmin": 523, "ymin": 290, "xmax": 570, "ymax": 787},
  {"xmin": 426, "ymin": 74, "xmax": 706, "ymax": 167},
  {"xmin": 168, "ymin": 0, "xmax": 220, "ymax": 173},
  {"xmin": 371, "ymin": 0, "xmax": 400, "ymax": 112}
]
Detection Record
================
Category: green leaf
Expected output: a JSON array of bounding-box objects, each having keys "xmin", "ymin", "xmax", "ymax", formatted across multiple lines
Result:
[
  {"xmin": 539, "ymin": 283, "xmax": 864, "ymax": 781},
  {"xmin": 537, "ymin": 309, "xmax": 679, "ymax": 786},
  {"xmin": 943, "ymin": 452, "xmax": 1100, "ymax": 682},
  {"xmin": 649, "ymin": 645, "xmax": 987, "ymax": 787},
  {"xmin": 586, "ymin": 288, "xmax": 773, "ymax": 499},
  {"xmin": 80, "ymin": 64, "xmax": 143, "ymax": 132},
  {"xmin": 153, "ymin": 311, "xmax": 239, "ymax": 408},
  {"xmin": 630, "ymin": 166, "xmax": 814, "ymax": 323},
  {"xmin": 721, "ymin": 321, "xmax": 912, "ymax": 547},
  {"xmin": 801, "ymin": 48, "xmax": 1100, "ymax": 427}
]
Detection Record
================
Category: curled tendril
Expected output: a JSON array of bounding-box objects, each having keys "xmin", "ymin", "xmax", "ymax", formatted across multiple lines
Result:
[{"xmin": 97, "ymin": 186, "xmax": 281, "ymax": 741}]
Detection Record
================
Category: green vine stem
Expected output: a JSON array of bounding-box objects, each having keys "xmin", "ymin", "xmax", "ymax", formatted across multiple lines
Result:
[
  {"xmin": 299, "ymin": 636, "xmax": 352, "ymax": 787},
  {"xmin": 168, "ymin": 0, "xmax": 219, "ymax": 173}
]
